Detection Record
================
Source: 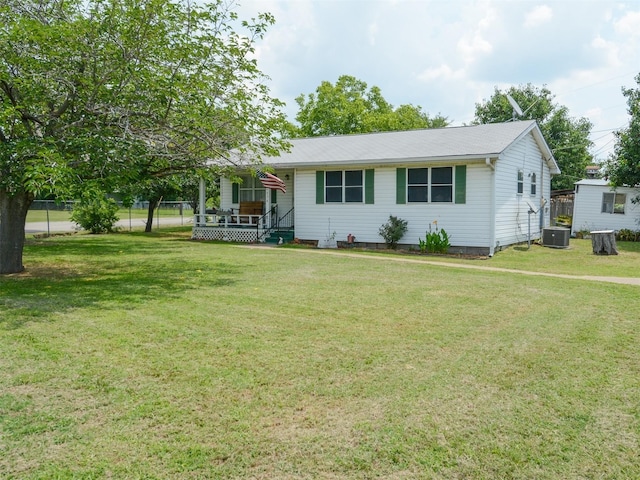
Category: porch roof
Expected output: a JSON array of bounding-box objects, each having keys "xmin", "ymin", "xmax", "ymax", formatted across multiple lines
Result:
[{"xmin": 259, "ymin": 120, "xmax": 559, "ymax": 173}]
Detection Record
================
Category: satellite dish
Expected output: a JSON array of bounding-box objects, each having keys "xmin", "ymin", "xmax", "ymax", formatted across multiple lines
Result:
[
  {"xmin": 506, "ymin": 94, "xmax": 523, "ymax": 119},
  {"xmin": 526, "ymin": 199, "xmax": 538, "ymax": 213}
]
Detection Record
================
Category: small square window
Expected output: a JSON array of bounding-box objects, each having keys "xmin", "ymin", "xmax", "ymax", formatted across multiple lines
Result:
[
  {"xmin": 530, "ymin": 173, "xmax": 537, "ymax": 195},
  {"xmin": 602, "ymin": 192, "xmax": 626, "ymax": 214},
  {"xmin": 517, "ymin": 170, "xmax": 524, "ymax": 194}
]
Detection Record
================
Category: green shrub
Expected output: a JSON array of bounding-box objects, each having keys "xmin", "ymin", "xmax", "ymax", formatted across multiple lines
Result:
[
  {"xmin": 71, "ymin": 191, "xmax": 120, "ymax": 234},
  {"xmin": 616, "ymin": 229, "xmax": 640, "ymax": 242},
  {"xmin": 419, "ymin": 221, "xmax": 450, "ymax": 254},
  {"xmin": 555, "ymin": 214, "xmax": 572, "ymax": 227},
  {"xmin": 379, "ymin": 215, "xmax": 408, "ymax": 249}
]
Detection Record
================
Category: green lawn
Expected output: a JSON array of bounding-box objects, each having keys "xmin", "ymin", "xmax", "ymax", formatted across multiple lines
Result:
[
  {"xmin": 353, "ymin": 237, "xmax": 640, "ymax": 278},
  {"xmin": 1, "ymin": 230, "xmax": 639, "ymax": 479},
  {"xmin": 26, "ymin": 207, "xmax": 187, "ymax": 223}
]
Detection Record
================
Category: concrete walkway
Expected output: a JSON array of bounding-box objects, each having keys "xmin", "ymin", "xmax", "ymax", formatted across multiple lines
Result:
[{"xmin": 245, "ymin": 245, "xmax": 640, "ymax": 287}]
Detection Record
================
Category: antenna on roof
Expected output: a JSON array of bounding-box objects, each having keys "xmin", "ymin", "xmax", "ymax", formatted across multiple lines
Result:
[{"xmin": 506, "ymin": 94, "xmax": 523, "ymax": 121}]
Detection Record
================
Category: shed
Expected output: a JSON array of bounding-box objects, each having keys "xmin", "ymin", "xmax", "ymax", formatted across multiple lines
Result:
[{"xmin": 571, "ymin": 179, "xmax": 640, "ymax": 235}]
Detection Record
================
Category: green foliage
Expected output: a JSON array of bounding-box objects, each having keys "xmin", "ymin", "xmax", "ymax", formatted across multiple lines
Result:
[
  {"xmin": 474, "ymin": 84, "xmax": 593, "ymax": 190},
  {"xmin": 605, "ymin": 73, "xmax": 640, "ymax": 201},
  {"xmin": 70, "ymin": 190, "xmax": 119, "ymax": 234},
  {"xmin": 419, "ymin": 221, "xmax": 450, "ymax": 254},
  {"xmin": 0, "ymin": 0, "xmax": 288, "ymax": 273},
  {"xmin": 293, "ymin": 75, "xmax": 448, "ymax": 137},
  {"xmin": 555, "ymin": 214, "xmax": 572, "ymax": 227},
  {"xmin": 379, "ymin": 215, "xmax": 408, "ymax": 249},
  {"xmin": 616, "ymin": 229, "xmax": 640, "ymax": 242}
]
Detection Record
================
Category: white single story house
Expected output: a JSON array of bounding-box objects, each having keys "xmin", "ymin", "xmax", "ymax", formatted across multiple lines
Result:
[
  {"xmin": 571, "ymin": 179, "xmax": 640, "ymax": 235},
  {"xmin": 192, "ymin": 120, "xmax": 559, "ymax": 256}
]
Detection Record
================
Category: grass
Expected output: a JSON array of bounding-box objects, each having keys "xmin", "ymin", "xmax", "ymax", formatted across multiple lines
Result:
[
  {"xmin": 26, "ymin": 207, "xmax": 187, "ymax": 223},
  {"xmin": 1, "ymin": 230, "xmax": 639, "ymax": 479},
  {"xmin": 351, "ymin": 237, "xmax": 640, "ymax": 279}
]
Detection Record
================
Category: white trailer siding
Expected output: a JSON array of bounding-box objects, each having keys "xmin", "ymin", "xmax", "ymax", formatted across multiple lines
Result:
[{"xmin": 572, "ymin": 181, "xmax": 640, "ymax": 234}]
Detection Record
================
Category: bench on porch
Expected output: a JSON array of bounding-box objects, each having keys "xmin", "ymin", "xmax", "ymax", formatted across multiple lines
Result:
[{"xmin": 234, "ymin": 201, "xmax": 264, "ymax": 225}]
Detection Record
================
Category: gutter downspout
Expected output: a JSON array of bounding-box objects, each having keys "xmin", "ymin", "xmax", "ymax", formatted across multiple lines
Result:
[
  {"xmin": 540, "ymin": 157, "xmax": 545, "ymax": 231},
  {"xmin": 486, "ymin": 157, "xmax": 496, "ymax": 257}
]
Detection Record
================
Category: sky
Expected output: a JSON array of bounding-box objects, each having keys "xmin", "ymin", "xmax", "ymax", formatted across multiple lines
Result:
[{"xmin": 233, "ymin": 0, "xmax": 640, "ymax": 163}]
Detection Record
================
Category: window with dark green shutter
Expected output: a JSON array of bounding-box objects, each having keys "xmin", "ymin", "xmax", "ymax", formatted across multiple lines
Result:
[
  {"xmin": 232, "ymin": 183, "xmax": 239, "ymax": 203},
  {"xmin": 398, "ymin": 166, "xmax": 465, "ymax": 204},
  {"xmin": 365, "ymin": 169, "xmax": 375, "ymax": 204},
  {"xmin": 396, "ymin": 168, "xmax": 406, "ymax": 204},
  {"xmin": 455, "ymin": 165, "xmax": 466, "ymax": 204},
  {"xmin": 319, "ymin": 170, "xmax": 367, "ymax": 203},
  {"xmin": 316, "ymin": 171, "xmax": 325, "ymax": 204}
]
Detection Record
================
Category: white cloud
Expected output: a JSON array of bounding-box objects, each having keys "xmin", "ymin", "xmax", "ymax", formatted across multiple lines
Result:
[
  {"xmin": 524, "ymin": 5, "xmax": 553, "ymax": 28},
  {"xmin": 591, "ymin": 35, "xmax": 622, "ymax": 69},
  {"xmin": 368, "ymin": 21, "xmax": 379, "ymax": 47},
  {"xmin": 457, "ymin": 33, "xmax": 493, "ymax": 59},
  {"xmin": 416, "ymin": 65, "xmax": 461, "ymax": 82},
  {"xmin": 614, "ymin": 10, "xmax": 640, "ymax": 37}
]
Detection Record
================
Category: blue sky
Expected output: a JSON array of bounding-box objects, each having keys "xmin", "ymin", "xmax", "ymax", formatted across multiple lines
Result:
[{"xmin": 235, "ymin": 0, "xmax": 640, "ymax": 162}]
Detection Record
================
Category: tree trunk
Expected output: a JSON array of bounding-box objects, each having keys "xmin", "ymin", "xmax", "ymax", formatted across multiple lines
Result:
[
  {"xmin": 0, "ymin": 190, "xmax": 34, "ymax": 274},
  {"xmin": 145, "ymin": 196, "xmax": 161, "ymax": 233},
  {"xmin": 591, "ymin": 230, "xmax": 618, "ymax": 255}
]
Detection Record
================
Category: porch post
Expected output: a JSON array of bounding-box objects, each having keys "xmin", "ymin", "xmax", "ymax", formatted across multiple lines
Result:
[
  {"xmin": 265, "ymin": 188, "xmax": 271, "ymax": 229},
  {"xmin": 199, "ymin": 177, "xmax": 206, "ymax": 226}
]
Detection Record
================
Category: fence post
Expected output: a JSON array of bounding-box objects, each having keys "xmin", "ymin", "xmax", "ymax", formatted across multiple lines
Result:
[{"xmin": 46, "ymin": 201, "xmax": 50, "ymax": 237}]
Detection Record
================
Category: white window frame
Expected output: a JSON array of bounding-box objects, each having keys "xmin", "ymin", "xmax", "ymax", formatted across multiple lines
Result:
[
  {"xmin": 530, "ymin": 173, "xmax": 537, "ymax": 195},
  {"xmin": 325, "ymin": 170, "xmax": 364, "ymax": 203},
  {"xmin": 517, "ymin": 170, "xmax": 524, "ymax": 194},
  {"xmin": 407, "ymin": 167, "xmax": 453, "ymax": 203},
  {"xmin": 239, "ymin": 175, "xmax": 266, "ymax": 202},
  {"xmin": 602, "ymin": 192, "xmax": 626, "ymax": 214}
]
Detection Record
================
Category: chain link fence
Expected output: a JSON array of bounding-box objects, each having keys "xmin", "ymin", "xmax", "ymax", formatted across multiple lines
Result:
[{"xmin": 27, "ymin": 200, "xmax": 194, "ymax": 234}]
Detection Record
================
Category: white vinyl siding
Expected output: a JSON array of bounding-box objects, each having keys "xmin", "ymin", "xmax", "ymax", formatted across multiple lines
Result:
[
  {"xmin": 295, "ymin": 163, "xmax": 490, "ymax": 248},
  {"xmin": 572, "ymin": 182, "xmax": 638, "ymax": 234},
  {"xmin": 493, "ymin": 134, "xmax": 549, "ymax": 248}
]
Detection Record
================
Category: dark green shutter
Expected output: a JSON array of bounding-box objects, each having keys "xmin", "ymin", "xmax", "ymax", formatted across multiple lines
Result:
[
  {"xmin": 232, "ymin": 183, "xmax": 239, "ymax": 203},
  {"xmin": 396, "ymin": 168, "xmax": 406, "ymax": 204},
  {"xmin": 271, "ymin": 188, "xmax": 277, "ymax": 204},
  {"xmin": 316, "ymin": 171, "xmax": 324, "ymax": 204},
  {"xmin": 365, "ymin": 169, "xmax": 374, "ymax": 204},
  {"xmin": 455, "ymin": 165, "xmax": 466, "ymax": 204}
]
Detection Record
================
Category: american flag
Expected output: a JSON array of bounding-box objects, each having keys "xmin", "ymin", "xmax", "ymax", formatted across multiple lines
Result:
[{"xmin": 257, "ymin": 170, "xmax": 286, "ymax": 194}]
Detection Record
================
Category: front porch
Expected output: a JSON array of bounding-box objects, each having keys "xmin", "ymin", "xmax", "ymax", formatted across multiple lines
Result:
[
  {"xmin": 191, "ymin": 207, "xmax": 294, "ymax": 243},
  {"xmin": 191, "ymin": 170, "xmax": 294, "ymax": 243}
]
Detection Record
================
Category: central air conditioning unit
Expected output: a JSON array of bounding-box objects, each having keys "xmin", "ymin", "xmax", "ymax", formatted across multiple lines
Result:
[{"xmin": 542, "ymin": 227, "xmax": 570, "ymax": 248}]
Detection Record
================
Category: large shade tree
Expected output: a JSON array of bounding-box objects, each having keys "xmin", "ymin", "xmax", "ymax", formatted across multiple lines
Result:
[
  {"xmin": 605, "ymin": 73, "xmax": 640, "ymax": 202},
  {"xmin": 474, "ymin": 84, "xmax": 593, "ymax": 191},
  {"xmin": 293, "ymin": 75, "xmax": 449, "ymax": 137},
  {"xmin": 0, "ymin": 0, "xmax": 288, "ymax": 274}
]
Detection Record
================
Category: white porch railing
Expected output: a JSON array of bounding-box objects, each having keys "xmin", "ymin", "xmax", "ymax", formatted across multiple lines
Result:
[
  {"xmin": 193, "ymin": 213, "xmax": 266, "ymax": 228},
  {"xmin": 192, "ymin": 213, "xmax": 268, "ymax": 243}
]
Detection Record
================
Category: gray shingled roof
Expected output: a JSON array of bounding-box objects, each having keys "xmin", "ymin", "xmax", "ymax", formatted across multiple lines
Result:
[{"xmin": 262, "ymin": 120, "xmax": 557, "ymax": 172}]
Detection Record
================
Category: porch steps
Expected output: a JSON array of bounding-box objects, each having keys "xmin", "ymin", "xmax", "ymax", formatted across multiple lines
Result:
[{"xmin": 264, "ymin": 230, "xmax": 295, "ymax": 245}]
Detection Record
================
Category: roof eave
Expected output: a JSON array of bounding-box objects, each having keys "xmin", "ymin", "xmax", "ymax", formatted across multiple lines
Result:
[{"xmin": 269, "ymin": 153, "xmax": 502, "ymax": 169}]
